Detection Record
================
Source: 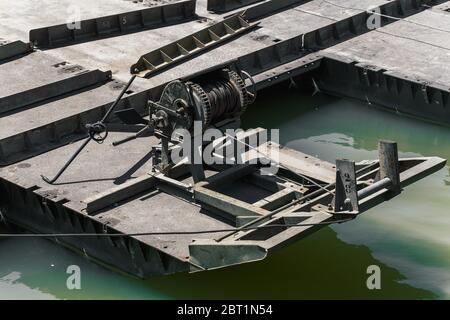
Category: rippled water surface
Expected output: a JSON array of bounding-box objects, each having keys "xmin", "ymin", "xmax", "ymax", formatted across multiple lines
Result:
[{"xmin": 1, "ymin": 88, "xmax": 449, "ymax": 299}]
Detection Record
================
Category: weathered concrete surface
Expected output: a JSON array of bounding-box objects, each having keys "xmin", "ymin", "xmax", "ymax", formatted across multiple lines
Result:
[
  {"xmin": 323, "ymin": 2, "xmax": 450, "ymax": 89},
  {"xmin": 1, "ymin": 0, "xmax": 406, "ymax": 162},
  {"xmin": 0, "ymin": 0, "xmax": 391, "ymax": 83},
  {"xmin": 316, "ymin": 1, "xmax": 450, "ymax": 124},
  {"xmin": 0, "ymin": 0, "xmax": 150, "ymax": 41}
]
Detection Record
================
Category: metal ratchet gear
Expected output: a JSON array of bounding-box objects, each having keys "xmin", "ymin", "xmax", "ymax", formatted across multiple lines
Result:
[
  {"xmin": 188, "ymin": 81, "xmax": 212, "ymax": 127},
  {"xmin": 227, "ymin": 69, "xmax": 249, "ymax": 113}
]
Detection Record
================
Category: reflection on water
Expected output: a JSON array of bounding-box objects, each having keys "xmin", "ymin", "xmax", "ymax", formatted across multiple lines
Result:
[
  {"xmin": 1, "ymin": 87, "xmax": 449, "ymax": 299},
  {"xmin": 0, "ymin": 229, "xmax": 434, "ymax": 300},
  {"xmin": 243, "ymin": 89, "xmax": 450, "ymax": 299}
]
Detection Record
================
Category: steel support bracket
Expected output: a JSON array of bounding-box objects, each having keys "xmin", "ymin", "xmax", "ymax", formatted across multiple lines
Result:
[
  {"xmin": 378, "ymin": 140, "xmax": 401, "ymax": 196},
  {"xmin": 333, "ymin": 159, "xmax": 359, "ymax": 213}
]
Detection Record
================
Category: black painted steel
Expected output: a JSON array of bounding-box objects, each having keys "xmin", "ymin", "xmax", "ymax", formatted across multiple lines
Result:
[
  {"xmin": 315, "ymin": 55, "xmax": 450, "ymax": 126},
  {"xmin": 131, "ymin": 14, "xmax": 258, "ymax": 78},
  {"xmin": 30, "ymin": 0, "xmax": 197, "ymax": 48},
  {"xmin": 0, "ymin": 68, "xmax": 112, "ymax": 115},
  {"xmin": 0, "ymin": 40, "xmax": 32, "ymax": 62},
  {"xmin": 207, "ymin": 0, "xmax": 263, "ymax": 13},
  {"xmin": 240, "ymin": 0, "xmax": 310, "ymax": 21}
]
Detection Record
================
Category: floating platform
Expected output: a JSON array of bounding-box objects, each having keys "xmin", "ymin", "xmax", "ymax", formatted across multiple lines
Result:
[{"xmin": 0, "ymin": 0, "xmax": 448, "ymax": 277}]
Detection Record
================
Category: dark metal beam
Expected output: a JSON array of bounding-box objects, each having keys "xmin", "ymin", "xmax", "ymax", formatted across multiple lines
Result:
[
  {"xmin": 0, "ymin": 68, "xmax": 112, "ymax": 115},
  {"xmin": 0, "ymin": 87, "xmax": 150, "ymax": 167},
  {"xmin": 29, "ymin": 0, "xmax": 197, "ymax": 48},
  {"xmin": 378, "ymin": 140, "xmax": 401, "ymax": 195},
  {"xmin": 240, "ymin": 0, "xmax": 311, "ymax": 21},
  {"xmin": 207, "ymin": 0, "xmax": 263, "ymax": 13},
  {"xmin": 0, "ymin": 40, "xmax": 32, "ymax": 62},
  {"xmin": 237, "ymin": 0, "xmax": 437, "ymax": 78},
  {"xmin": 334, "ymin": 159, "xmax": 358, "ymax": 213},
  {"xmin": 131, "ymin": 14, "xmax": 258, "ymax": 78}
]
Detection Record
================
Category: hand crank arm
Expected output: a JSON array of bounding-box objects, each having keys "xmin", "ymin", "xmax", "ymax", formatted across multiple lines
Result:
[
  {"xmin": 40, "ymin": 75, "xmax": 137, "ymax": 184},
  {"xmin": 112, "ymin": 125, "xmax": 154, "ymax": 147},
  {"xmin": 41, "ymin": 136, "xmax": 92, "ymax": 184}
]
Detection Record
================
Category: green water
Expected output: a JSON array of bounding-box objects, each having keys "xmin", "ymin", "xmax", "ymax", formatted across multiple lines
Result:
[{"xmin": 1, "ymin": 88, "xmax": 450, "ymax": 300}]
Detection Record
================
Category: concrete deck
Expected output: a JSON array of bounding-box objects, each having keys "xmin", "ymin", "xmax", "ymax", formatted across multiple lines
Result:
[{"xmin": 323, "ymin": 3, "xmax": 450, "ymax": 90}]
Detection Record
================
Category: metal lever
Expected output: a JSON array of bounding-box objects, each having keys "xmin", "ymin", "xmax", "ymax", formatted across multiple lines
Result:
[
  {"xmin": 112, "ymin": 125, "xmax": 154, "ymax": 147},
  {"xmin": 41, "ymin": 137, "xmax": 91, "ymax": 184},
  {"xmin": 41, "ymin": 75, "xmax": 136, "ymax": 184}
]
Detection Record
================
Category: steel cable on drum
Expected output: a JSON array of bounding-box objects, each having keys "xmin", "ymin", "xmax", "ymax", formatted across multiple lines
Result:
[{"xmin": 202, "ymin": 78, "xmax": 242, "ymax": 121}]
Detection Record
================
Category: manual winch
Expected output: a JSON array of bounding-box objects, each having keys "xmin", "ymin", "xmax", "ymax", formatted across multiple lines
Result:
[
  {"xmin": 41, "ymin": 68, "xmax": 256, "ymax": 184},
  {"xmin": 117, "ymin": 68, "xmax": 255, "ymax": 131}
]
